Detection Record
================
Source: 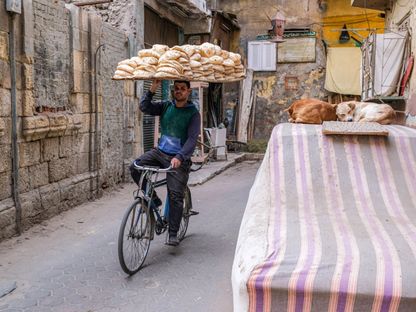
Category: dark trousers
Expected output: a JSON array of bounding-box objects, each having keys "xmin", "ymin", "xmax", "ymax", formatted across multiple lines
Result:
[{"xmin": 129, "ymin": 148, "xmax": 191, "ymax": 235}]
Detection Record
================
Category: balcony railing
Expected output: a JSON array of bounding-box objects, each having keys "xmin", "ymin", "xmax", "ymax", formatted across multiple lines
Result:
[{"xmin": 351, "ymin": 0, "xmax": 389, "ymax": 11}]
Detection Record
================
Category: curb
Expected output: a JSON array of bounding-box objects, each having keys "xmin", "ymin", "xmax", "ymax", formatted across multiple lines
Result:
[{"xmin": 188, "ymin": 153, "xmax": 264, "ymax": 186}]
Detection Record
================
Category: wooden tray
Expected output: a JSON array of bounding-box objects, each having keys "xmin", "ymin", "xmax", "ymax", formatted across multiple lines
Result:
[
  {"xmin": 111, "ymin": 75, "xmax": 245, "ymax": 83},
  {"xmin": 322, "ymin": 121, "xmax": 389, "ymax": 136}
]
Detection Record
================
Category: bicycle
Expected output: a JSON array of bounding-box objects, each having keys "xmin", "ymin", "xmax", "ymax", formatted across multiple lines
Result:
[
  {"xmin": 191, "ymin": 128, "xmax": 228, "ymax": 172},
  {"xmin": 118, "ymin": 162, "xmax": 194, "ymax": 275}
]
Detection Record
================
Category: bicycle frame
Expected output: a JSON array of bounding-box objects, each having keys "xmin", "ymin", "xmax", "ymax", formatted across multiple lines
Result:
[{"xmin": 133, "ymin": 163, "xmax": 173, "ymax": 238}]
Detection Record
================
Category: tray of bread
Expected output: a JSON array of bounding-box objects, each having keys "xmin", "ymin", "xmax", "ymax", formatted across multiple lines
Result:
[{"xmin": 112, "ymin": 42, "xmax": 246, "ymax": 83}]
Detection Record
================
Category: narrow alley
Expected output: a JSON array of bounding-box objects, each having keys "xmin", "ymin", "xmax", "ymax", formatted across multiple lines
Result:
[{"xmin": 0, "ymin": 161, "xmax": 260, "ymax": 312}]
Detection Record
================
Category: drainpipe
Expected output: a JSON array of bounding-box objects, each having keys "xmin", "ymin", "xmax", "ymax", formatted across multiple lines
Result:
[
  {"xmin": 94, "ymin": 43, "xmax": 105, "ymax": 196},
  {"xmin": 8, "ymin": 12, "xmax": 22, "ymax": 234}
]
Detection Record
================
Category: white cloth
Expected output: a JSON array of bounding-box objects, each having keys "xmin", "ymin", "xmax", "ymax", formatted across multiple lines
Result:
[
  {"xmin": 373, "ymin": 32, "xmax": 406, "ymax": 96},
  {"xmin": 325, "ymin": 47, "xmax": 362, "ymax": 95}
]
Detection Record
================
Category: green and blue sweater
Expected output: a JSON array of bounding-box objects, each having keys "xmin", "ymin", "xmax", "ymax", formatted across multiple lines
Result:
[{"xmin": 140, "ymin": 91, "xmax": 201, "ymax": 161}]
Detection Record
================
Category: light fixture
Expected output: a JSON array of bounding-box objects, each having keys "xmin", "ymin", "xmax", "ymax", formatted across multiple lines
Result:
[{"xmin": 269, "ymin": 11, "xmax": 286, "ymax": 42}]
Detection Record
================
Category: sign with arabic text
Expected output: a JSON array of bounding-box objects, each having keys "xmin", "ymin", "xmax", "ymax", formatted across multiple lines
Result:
[{"xmin": 277, "ymin": 37, "xmax": 316, "ymax": 63}]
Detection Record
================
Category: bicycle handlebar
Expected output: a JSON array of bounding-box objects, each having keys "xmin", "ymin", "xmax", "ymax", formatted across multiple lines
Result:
[{"xmin": 133, "ymin": 161, "xmax": 174, "ymax": 173}]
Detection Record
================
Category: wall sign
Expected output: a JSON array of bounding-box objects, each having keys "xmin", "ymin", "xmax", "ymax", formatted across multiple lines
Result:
[{"xmin": 277, "ymin": 37, "xmax": 316, "ymax": 63}]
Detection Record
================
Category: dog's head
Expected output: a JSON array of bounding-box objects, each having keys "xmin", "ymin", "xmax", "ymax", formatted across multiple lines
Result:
[{"xmin": 336, "ymin": 101, "xmax": 356, "ymax": 122}]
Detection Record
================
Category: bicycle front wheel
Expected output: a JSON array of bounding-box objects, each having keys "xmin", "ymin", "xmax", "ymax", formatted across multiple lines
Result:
[
  {"xmin": 177, "ymin": 187, "xmax": 192, "ymax": 241},
  {"xmin": 118, "ymin": 198, "xmax": 151, "ymax": 275}
]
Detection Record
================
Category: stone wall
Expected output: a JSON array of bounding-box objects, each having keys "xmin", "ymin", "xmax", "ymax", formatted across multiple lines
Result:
[
  {"xmin": 33, "ymin": 0, "xmax": 71, "ymax": 110},
  {"xmin": 0, "ymin": 0, "xmax": 142, "ymax": 240}
]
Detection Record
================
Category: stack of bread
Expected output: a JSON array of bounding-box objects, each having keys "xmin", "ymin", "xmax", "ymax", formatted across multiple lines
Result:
[{"xmin": 113, "ymin": 42, "xmax": 246, "ymax": 82}]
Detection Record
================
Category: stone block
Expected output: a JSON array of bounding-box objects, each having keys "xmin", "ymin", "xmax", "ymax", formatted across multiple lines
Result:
[
  {"xmin": 22, "ymin": 0, "xmax": 35, "ymax": 65},
  {"xmin": 28, "ymin": 162, "xmax": 49, "ymax": 189},
  {"xmin": 80, "ymin": 113, "xmax": 92, "ymax": 133},
  {"xmin": 66, "ymin": 3, "xmax": 79, "ymax": 26},
  {"xmin": 71, "ymin": 113, "xmax": 82, "ymax": 131},
  {"xmin": 0, "ymin": 5, "xmax": 9, "ymax": 33},
  {"xmin": 0, "ymin": 144, "xmax": 11, "ymax": 173},
  {"xmin": 0, "ymin": 59, "xmax": 11, "ymax": 89},
  {"xmin": 71, "ymin": 93, "xmax": 90, "ymax": 113},
  {"xmin": 0, "ymin": 206, "xmax": 16, "ymax": 240},
  {"xmin": 14, "ymin": 62, "xmax": 23, "ymax": 90},
  {"xmin": 0, "ymin": 171, "xmax": 11, "ymax": 200},
  {"xmin": 0, "ymin": 31, "xmax": 8, "ymax": 61},
  {"xmin": 64, "ymin": 114, "xmax": 82, "ymax": 136},
  {"xmin": 80, "ymin": 9, "xmax": 89, "ymax": 32},
  {"xmin": 124, "ymin": 143, "xmax": 133, "ymax": 159},
  {"xmin": 47, "ymin": 113, "xmax": 68, "ymax": 137},
  {"xmin": 41, "ymin": 137, "xmax": 59, "ymax": 161},
  {"xmin": 60, "ymin": 176, "xmax": 91, "ymax": 209},
  {"xmin": 76, "ymin": 152, "xmax": 90, "ymax": 174},
  {"xmin": 72, "ymin": 28, "xmax": 90, "ymax": 53},
  {"xmin": 18, "ymin": 166, "xmax": 30, "ymax": 193},
  {"xmin": 58, "ymin": 178, "xmax": 77, "ymax": 210},
  {"xmin": 59, "ymin": 135, "xmax": 75, "ymax": 158},
  {"xmin": 73, "ymin": 69, "xmax": 90, "ymax": 93},
  {"xmin": 20, "ymin": 189, "xmax": 42, "ymax": 221},
  {"xmin": 73, "ymin": 50, "xmax": 88, "ymax": 73},
  {"xmin": 72, "ymin": 179, "xmax": 91, "ymax": 205},
  {"xmin": 23, "ymin": 64, "xmax": 34, "ymax": 90},
  {"xmin": 124, "ymin": 81, "xmax": 134, "ymax": 97},
  {"xmin": 71, "ymin": 27, "xmax": 81, "ymax": 51},
  {"xmin": 22, "ymin": 115, "xmax": 49, "ymax": 130},
  {"xmin": 0, "ymin": 88, "xmax": 11, "ymax": 117},
  {"xmin": 49, "ymin": 157, "xmax": 75, "ymax": 182},
  {"xmin": 80, "ymin": 30, "xmax": 89, "ymax": 51},
  {"xmin": 0, "ymin": 117, "xmax": 4, "ymax": 137},
  {"xmin": 97, "ymin": 95, "xmax": 102, "ymax": 113},
  {"xmin": 19, "ymin": 141, "xmax": 40, "ymax": 167},
  {"xmin": 22, "ymin": 90, "xmax": 35, "ymax": 117},
  {"xmin": 77, "ymin": 133, "xmax": 91, "ymax": 153},
  {"xmin": 39, "ymin": 182, "xmax": 61, "ymax": 216}
]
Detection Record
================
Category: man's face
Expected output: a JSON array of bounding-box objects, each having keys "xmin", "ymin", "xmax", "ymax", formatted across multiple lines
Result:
[{"xmin": 173, "ymin": 82, "xmax": 191, "ymax": 102}]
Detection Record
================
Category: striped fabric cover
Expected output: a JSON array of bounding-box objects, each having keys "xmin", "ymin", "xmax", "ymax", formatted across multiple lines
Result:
[{"xmin": 232, "ymin": 123, "xmax": 416, "ymax": 312}]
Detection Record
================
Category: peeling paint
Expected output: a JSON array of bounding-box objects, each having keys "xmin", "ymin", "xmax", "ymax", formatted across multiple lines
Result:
[
  {"xmin": 305, "ymin": 68, "xmax": 325, "ymax": 85},
  {"xmin": 255, "ymin": 76, "xmax": 276, "ymax": 99}
]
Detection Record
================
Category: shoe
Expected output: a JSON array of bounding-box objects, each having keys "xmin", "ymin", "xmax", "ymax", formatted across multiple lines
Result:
[
  {"xmin": 188, "ymin": 210, "xmax": 199, "ymax": 216},
  {"xmin": 166, "ymin": 234, "xmax": 179, "ymax": 246}
]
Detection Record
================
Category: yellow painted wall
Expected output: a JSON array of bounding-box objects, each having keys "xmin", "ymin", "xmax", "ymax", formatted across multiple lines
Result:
[{"xmin": 322, "ymin": 0, "xmax": 385, "ymax": 47}]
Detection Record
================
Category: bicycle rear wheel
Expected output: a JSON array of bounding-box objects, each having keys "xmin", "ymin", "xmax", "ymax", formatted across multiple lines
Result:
[
  {"xmin": 177, "ymin": 186, "xmax": 192, "ymax": 241},
  {"xmin": 118, "ymin": 198, "xmax": 151, "ymax": 275}
]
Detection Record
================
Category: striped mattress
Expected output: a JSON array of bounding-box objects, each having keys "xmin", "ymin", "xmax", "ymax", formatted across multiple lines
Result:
[{"xmin": 232, "ymin": 123, "xmax": 416, "ymax": 312}]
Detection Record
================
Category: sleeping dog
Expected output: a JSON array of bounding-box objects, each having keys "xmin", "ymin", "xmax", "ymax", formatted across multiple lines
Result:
[
  {"xmin": 336, "ymin": 101, "xmax": 396, "ymax": 125},
  {"xmin": 285, "ymin": 99, "xmax": 338, "ymax": 124}
]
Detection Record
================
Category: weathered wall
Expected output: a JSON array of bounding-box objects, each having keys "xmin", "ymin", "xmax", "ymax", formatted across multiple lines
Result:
[
  {"xmin": 385, "ymin": 4, "xmax": 416, "ymax": 127},
  {"xmin": 0, "ymin": 0, "xmax": 142, "ymax": 240},
  {"xmin": 217, "ymin": 0, "xmax": 386, "ymax": 138},
  {"xmin": 217, "ymin": 0, "xmax": 327, "ymax": 139},
  {"xmin": 33, "ymin": 0, "xmax": 71, "ymax": 110},
  {"xmin": 322, "ymin": 0, "xmax": 384, "ymax": 47}
]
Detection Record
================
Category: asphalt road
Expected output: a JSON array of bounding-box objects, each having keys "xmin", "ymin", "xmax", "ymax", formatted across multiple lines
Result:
[{"xmin": 0, "ymin": 161, "xmax": 260, "ymax": 312}]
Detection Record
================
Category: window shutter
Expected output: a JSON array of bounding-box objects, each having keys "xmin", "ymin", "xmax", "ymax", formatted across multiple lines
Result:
[
  {"xmin": 263, "ymin": 42, "xmax": 277, "ymax": 71},
  {"xmin": 248, "ymin": 41, "xmax": 277, "ymax": 71},
  {"xmin": 248, "ymin": 41, "xmax": 261, "ymax": 70}
]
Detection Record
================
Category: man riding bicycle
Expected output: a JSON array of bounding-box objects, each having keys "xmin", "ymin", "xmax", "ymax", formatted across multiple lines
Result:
[{"xmin": 130, "ymin": 79, "xmax": 201, "ymax": 246}]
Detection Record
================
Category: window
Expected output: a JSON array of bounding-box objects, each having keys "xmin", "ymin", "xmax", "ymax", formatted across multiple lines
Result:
[{"xmin": 247, "ymin": 41, "xmax": 277, "ymax": 71}]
